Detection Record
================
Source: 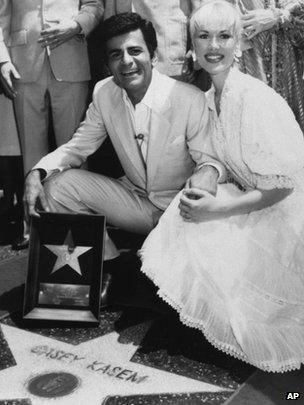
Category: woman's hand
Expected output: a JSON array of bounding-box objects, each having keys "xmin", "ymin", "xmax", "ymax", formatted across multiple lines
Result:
[
  {"xmin": 242, "ymin": 9, "xmax": 280, "ymax": 39},
  {"xmin": 178, "ymin": 185, "xmax": 293, "ymax": 222},
  {"xmin": 178, "ymin": 188, "xmax": 226, "ymax": 222}
]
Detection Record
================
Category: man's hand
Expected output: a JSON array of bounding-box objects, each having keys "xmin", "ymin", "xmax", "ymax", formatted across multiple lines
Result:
[
  {"xmin": 23, "ymin": 170, "xmax": 50, "ymax": 221},
  {"xmin": 0, "ymin": 61, "xmax": 20, "ymax": 98},
  {"xmin": 38, "ymin": 19, "xmax": 82, "ymax": 50},
  {"xmin": 178, "ymin": 188, "xmax": 223, "ymax": 222},
  {"xmin": 242, "ymin": 9, "xmax": 279, "ymax": 39},
  {"xmin": 187, "ymin": 165, "xmax": 218, "ymax": 197}
]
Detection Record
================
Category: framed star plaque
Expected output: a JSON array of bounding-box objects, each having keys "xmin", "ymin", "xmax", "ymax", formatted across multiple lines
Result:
[{"xmin": 23, "ymin": 212, "xmax": 105, "ymax": 325}]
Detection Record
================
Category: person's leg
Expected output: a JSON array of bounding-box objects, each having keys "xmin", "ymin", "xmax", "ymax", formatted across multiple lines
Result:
[
  {"xmin": 0, "ymin": 156, "xmax": 23, "ymax": 217},
  {"xmin": 13, "ymin": 73, "xmax": 49, "ymax": 174},
  {"xmin": 44, "ymin": 169, "xmax": 163, "ymax": 308},
  {"xmin": 44, "ymin": 169, "xmax": 161, "ymax": 259},
  {"xmin": 12, "ymin": 155, "xmax": 25, "ymax": 238},
  {"xmin": 12, "ymin": 60, "xmax": 49, "ymax": 249},
  {"xmin": 49, "ymin": 74, "xmax": 88, "ymax": 147},
  {"xmin": 0, "ymin": 156, "xmax": 16, "ymax": 216}
]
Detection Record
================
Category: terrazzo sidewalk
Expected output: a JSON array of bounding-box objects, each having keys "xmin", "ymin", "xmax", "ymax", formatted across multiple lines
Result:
[
  {"xmin": 0, "ymin": 246, "xmax": 303, "ymax": 404},
  {"xmin": 0, "ymin": 308, "xmax": 249, "ymax": 404}
]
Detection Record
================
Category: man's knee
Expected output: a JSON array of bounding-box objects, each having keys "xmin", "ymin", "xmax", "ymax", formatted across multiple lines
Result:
[{"xmin": 43, "ymin": 169, "xmax": 84, "ymax": 211}]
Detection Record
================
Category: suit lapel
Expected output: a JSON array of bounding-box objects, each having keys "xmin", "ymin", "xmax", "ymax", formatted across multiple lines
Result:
[
  {"xmin": 145, "ymin": 71, "xmax": 174, "ymax": 187},
  {"xmin": 146, "ymin": 109, "xmax": 172, "ymax": 188},
  {"xmin": 109, "ymin": 71, "xmax": 174, "ymax": 188},
  {"xmin": 109, "ymin": 93, "xmax": 146, "ymax": 184}
]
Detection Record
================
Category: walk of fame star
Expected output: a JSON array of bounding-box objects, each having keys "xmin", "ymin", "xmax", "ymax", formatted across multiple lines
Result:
[
  {"xmin": 44, "ymin": 230, "xmax": 92, "ymax": 276},
  {"xmin": 0, "ymin": 322, "xmax": 229, "ymax": 404}
]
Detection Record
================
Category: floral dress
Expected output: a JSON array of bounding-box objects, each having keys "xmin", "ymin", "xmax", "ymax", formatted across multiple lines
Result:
[
  {"xmin": 140, "ymin": 68, "xmax": 304, "ymax": 372},
  {"xmin": 234, "ymin": 0, "xmax": 304, "ymax": 131}
]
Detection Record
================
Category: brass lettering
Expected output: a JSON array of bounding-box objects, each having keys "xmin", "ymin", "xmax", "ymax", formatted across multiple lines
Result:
[
  {"xmin": 86, "ymin": 361, "xmax": 104, "ymax": 371},
  {"xmin": 57, "ymin": 352, "xmax": 75, "ymax": 362},
  {"xmin": 30, "ymin": 345, "xmax": 49, "ymax": 355},
  {"xmin": 126, "ymin": 373, "xmax": 149, "ymax": 384},
  {"xmin": 49, "ymin": 350, "xmax": 65, "ymax": 359},
  {"xmin": 106, "ymin": 366, "xmax": 122, "ymax": 376},
  {"xmin": 116, "ymin": 369, "xmax": 133, "ymax": 380}
]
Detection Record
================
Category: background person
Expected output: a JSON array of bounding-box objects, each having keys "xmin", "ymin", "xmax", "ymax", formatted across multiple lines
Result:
[
  {"xmin": 0, "ymin": 0, "xmax": 103, "ymax": 249},
  {"xmin": 235, "ymin": 0, "xmax": 304, "ymax": 131},
  {"xmin": 0, "ymin": 26, "xmax": 23, "ymax": 242}
]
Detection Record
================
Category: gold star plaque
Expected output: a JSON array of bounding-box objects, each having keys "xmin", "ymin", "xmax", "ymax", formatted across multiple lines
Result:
[{"xmin": 44, "ymin": 230, "xmax": 92, "ymax": 276}]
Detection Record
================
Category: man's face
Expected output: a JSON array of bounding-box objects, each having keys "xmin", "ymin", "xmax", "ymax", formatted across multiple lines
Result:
[{"xmin": 105, "ymin": 29, "xmax": 154, "ymax": 102}]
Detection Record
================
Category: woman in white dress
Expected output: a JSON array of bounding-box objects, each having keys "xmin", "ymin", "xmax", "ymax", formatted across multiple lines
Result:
[{"xmin": 140, "ymin": 0, "xmax": 304, "ymax": 372}]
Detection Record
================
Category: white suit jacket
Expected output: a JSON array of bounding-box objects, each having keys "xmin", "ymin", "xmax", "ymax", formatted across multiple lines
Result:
[
  {"xmin": 0, "ymin": 0, "xmax": 103, "ymax": 83},
  {"xmin": 34, "ymin": 70, "xmax": 225, "ymax": 210}
]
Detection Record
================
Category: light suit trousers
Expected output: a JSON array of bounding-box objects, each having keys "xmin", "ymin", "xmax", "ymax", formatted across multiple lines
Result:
[
  {"xmin": 14, "ymin": 57, "xmax": 88, "ymax": 173},
  {"xmin": 44, "ymin": 169, "xmax": 163, "ymax": 260}
]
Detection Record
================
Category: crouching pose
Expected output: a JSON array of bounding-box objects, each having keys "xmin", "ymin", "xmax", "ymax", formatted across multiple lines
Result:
[{"xmin": 24, "ymin": 13, "xmax": 224, "ymax": 305}]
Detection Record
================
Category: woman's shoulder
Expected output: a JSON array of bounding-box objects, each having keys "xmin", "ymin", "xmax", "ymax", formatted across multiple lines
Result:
[
  {"xmin": 228, "ymin": 69, "xmax": 299, "ymax": 129},
  {"xmin": 227, "ymin": 68, "xmax": 282, "ymax": 101}
]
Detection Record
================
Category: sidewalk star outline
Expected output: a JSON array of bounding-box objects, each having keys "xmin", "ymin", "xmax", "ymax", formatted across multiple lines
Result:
[{"xmin": 0, "ymin": 323, "xmax": 230, "ymax": 404}]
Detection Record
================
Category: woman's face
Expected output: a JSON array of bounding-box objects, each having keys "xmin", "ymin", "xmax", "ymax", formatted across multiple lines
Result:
[{"xmin": 193, "ymin": 22, "xmax": 237, "ymax": 79}]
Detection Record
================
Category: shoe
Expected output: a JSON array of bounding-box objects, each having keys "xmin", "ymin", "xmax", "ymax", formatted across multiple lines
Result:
[
  {"xmin": 100, "ymin": 254, "xmax": 136, "ymax": 310},
  {"xmin": 100, "ymin": 272, "xmax": 112, "ymax": 309},
  {"xmin": 11, "ymin": 234, "xmax": 29, "ymax": 251},
  {"xmin": 112, "ymin": 254, "xmax": 172, "ymax": 314},
  {"xmin": 115, "ymin": 269, "xmax": 171, "ymax": 314}
]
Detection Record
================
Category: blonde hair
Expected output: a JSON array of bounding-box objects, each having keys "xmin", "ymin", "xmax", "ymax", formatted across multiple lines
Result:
[{"xmin": 190, "ymin": 0, "xmax": 242, "ymax": 41}]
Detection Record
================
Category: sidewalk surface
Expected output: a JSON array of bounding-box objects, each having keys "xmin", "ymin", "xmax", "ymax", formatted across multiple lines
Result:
[{"xmin": 0, "ymin": 244, "xmax": 302, "ymax": 405}]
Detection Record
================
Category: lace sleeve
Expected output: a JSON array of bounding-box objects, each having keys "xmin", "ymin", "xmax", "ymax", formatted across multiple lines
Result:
[{"xmin": 240, "ymin": 82, "xmax": 304, "ymax": 190}]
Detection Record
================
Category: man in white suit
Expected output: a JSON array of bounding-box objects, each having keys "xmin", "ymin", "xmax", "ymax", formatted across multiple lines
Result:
[
  {"xmin": 102, "ymin": 0, "xmax": 203, "ymax": 82},
  {"xmin": 24, "ymin": 13, "xmax": 225, "ymax": 303}
]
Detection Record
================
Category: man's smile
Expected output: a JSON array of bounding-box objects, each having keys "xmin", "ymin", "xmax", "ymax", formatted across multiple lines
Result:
[{"xmin": 121, "ymin": 70, "xmax": 140, "ymax": 77}]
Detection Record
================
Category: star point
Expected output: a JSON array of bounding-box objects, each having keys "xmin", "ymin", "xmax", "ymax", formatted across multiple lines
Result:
[{"xmin": 0, "ymin": 322, "xmax": 229, "ymax": 404}]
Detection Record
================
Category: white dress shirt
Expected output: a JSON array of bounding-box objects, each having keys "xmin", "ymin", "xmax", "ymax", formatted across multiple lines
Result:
[{"xmin": 122, "ymin": 74, "xmax": 158, "ymax": 163}]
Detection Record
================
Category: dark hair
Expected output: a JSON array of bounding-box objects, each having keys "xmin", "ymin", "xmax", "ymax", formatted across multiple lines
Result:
[{"xmin": 100, "ymin": 12, "xmax": 157, "ymax": 60}]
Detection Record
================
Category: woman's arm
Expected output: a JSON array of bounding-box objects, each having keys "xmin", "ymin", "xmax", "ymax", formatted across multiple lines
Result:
[
  {"xmin": 216, "ymin": 187, "xmax": 293, "ymax": 216},
  {"xmin": 178, "ymin": 187, "xmax": 293, "ymax": 222}
]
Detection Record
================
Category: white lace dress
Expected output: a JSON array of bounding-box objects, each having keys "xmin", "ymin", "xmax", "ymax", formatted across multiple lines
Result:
[{"xmin": 140, "ymin": 68, "xmax": 304, "ymax": 372}]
